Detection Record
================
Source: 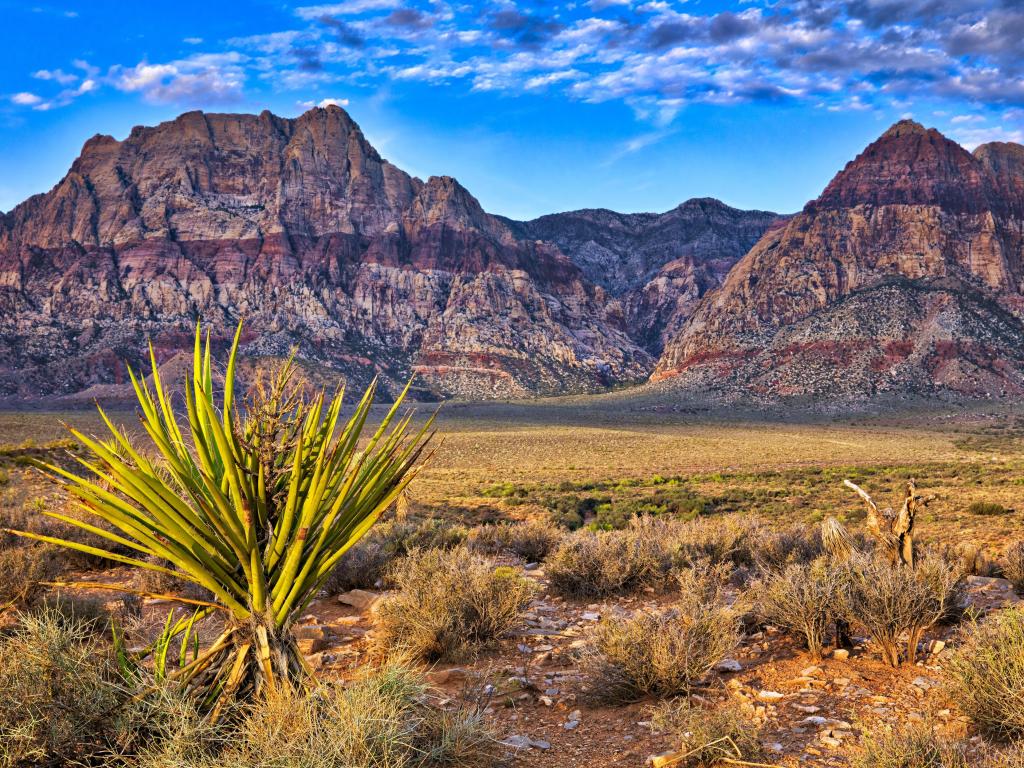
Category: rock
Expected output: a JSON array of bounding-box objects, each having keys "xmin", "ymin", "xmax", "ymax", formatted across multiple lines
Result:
[
  {"xmin": 338, "ymin": 589, "xmax": 380, "ymax": 611},
  {"xmin": 428, "ymin": 667, "xmax": 468, "ymax": 685},
  {"xmin": 581, "ymin": 612, "xmax": 601, "ymax": 622},
  {"xmin": 653, "ymin": 120, "xmax": 1024, "ymax": 401},
  {"xmin": 831, "ymin": 649, "xmax": 850, "ymax": 661},
  {"xmin": 524, "ymin": 562, "xmax": 540, "ymax": 571},
  {"xmin": 715, "ymin": 659, "xmax": 742, "ymax": 673},
  {"xmin": 800, "ymin": 665, "xmax": 823, "ymax": 678},
  {"xmin": 928, "ymin": 639, "xmax": 946, "ymax": 656},
  {"xmin": 757, "ymin": 690, "xmax": 785, "ymax": 703}
]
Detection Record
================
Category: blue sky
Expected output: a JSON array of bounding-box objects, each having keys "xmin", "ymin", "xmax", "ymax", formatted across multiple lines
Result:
[{"xmin": 1, "ymin": 0, "xmax": 1022, "ymax": 219}]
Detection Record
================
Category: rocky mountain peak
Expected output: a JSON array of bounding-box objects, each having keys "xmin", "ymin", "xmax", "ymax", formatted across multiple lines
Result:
[{"xmin": 812, "ymin": 120, "xmax": 989, "ymax": 213}]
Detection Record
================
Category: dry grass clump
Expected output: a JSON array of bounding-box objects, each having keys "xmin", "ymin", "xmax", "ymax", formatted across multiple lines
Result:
[
  {"xmin": 466, "ymin": 519, "xmax": 563, "ymax": 562},
  {"xmin": 577, "ymin": 572, "xmax": 739, "ymax": 703},
  {"xmin": 374, "ymin": 547, "xmax": 535, "ymax": 661},
  {"xmin": 842, "ymin": 555, "xmax": 965, "ymax": 666},
  {"xmin": 545, "ymin": 517, "xmax": 676, "ymax": 598},
  {"xmin": 0, "ymin": 544, "xmax": 61, "ymax": 610},
  {"xmin": 751, "ymin": 523, "xmax": 825, "ymax": 572},
  {"xmin": 852, "ymin": 723, "xmax": 969, "ymax": 768},
  {"xmin": 323, "ymin": 517, "xmax": 467, "ymax": 594},
  {"xmin": 1004, "ymin": 541, "xmax": 1024, "ymax": 595},
  {"xmin": 983, "ymin": 744, "xmax": 1024, "ymax": 768},
  {"xmin": 0, "ymin": 608, "xmax": 128, "ymax": 767},
  {"xmin": 648, "ymin": 699, "xmax": 764, "ymax": 768},
  {"xmin": 946, "ymin": 607, "xmax": 1024, "ymax": 741},
  {"xmin": 751, "ymin": 558, "xmax": 844, "ymax": 661},
  {"xmin": 126, "ymin": 662, "xmax": 498, "ymax": 768}
]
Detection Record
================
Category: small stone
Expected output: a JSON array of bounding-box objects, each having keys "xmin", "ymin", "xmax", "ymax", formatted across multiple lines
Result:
[
  {"xmin": 758, "ymin": 690, "xmax": 785, "ymax": 703},
  {"xmin": 831, "ymin": 649, "xmax": 850, "ymax": 660},
  {"xmin": 338, "ymin": 589, "xmax": 379, "ymax": 611},
  {"xmin": 801, "ymin": 665, "xmax": 823, "ymax": 677},
  {"xmin": 524, "ymin": 562, "xmax": 540, "ymax": 571},
  {"xmin": 715, "ymin": 659, "xmax": 742, "ymax": 673},
  {"xmin": 929, "ymin": 639, "xmax": 945, "ymax": 655},
  {"xmin": 564, "ymin": 719, "xmax": 579, "ymax": 730},
  {"xmin": 539, "ymin": 696, "xmax": 554, "ymax": 707},
  {"xmin": 428, "ymin": 667, "xmax": 468, "ymax": 685},
  {"xmin": 581, "ymin": 611, "xmax": 601, "ymax": 621},
  {"xmin": 820, "ymin": 735, "xmax": 842, "ymax": 748}
]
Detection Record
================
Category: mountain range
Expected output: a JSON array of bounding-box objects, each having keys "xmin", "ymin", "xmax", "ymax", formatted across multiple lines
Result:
[{"xmin": 0, "ymin": 106, "xmax": 1021, "ymax": 403}]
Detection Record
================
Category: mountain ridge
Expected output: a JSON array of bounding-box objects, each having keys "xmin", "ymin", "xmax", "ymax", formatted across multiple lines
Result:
[{"xmin": 0, "ymin": 105, "xmax": 775, "ymax": 401}]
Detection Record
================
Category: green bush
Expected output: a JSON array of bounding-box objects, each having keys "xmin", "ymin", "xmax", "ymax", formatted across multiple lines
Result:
[
  {"xmin": 968, "ymin": 501, "xmax": 1011, "ymax": 516},
  {"xmin": 374, "ymin": 547, "xmax": 535, "ymax": 661}
]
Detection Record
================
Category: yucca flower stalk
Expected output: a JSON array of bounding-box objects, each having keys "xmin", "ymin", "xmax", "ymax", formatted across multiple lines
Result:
[{"xmin": 6, "ymin": 324, "xmax": 434, "ymax": 719}]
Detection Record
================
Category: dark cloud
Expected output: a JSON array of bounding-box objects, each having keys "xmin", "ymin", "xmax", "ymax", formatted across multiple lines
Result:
[
  {"xmin": 647, "ymin": 18, "xmax": 703, "ymax": 49},
  {"xmin": 318, "ymin": 15, "xmax": 365, "ymax": 48},
  {"xmin": 291, "ymin": 46, "xmax": 323, "ymax": 71},
  {"xmin": 487, "ymin": 9, "xmax": 565, "ymax": 49},
  {"xmin": 708, "ymin": 12, "xmax": 758, "ymax": 43},
  {"xmin": 383, "ymin": 7, "xmax": 433, "ymax": 30}
]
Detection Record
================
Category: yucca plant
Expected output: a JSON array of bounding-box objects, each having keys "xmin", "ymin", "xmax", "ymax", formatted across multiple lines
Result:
[{"xmin": 5, "ymin": 324, "xmax": 434, "ymax": 719}]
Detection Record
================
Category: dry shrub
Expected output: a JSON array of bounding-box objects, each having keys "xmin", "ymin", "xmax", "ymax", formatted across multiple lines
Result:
[
  {"xmin": 648, "ymin": 699, "xmax": 763, "ymax": 768},
  {"xmin": 1004, "ymin": 541, "xmax": 1024, "ymax": 595},
  {"xmin": 0, "ymin": 544, "xmax": 61, "ymax": 610},
  {"xmin": 127, "ymin": 661, "xmax": 498, "ymax": 768},
  {"xmin": 946, "ymin": 607, "xmax": 1024, "ymax": 741},
  {"xmin": 545, "ymin": 517, "xmax": 675, "ymax": 598},
  {"xmin": 752, "ymin": 524, "xmax": 825, "ymax": 572},
  {"xmin": 852, "ymin": 723, "xmax": 969, "ymax": 768},
  {"xmin": 374, "ymin": 547, "xmax": 534, "ymax": 661},
  {"xmin": 842, "ymin": 555, "xmax": 965, "ymax": 666},
  {"xmin": 323, "ymin": 517, "xmax": 467, "ymax": 594},
  {"xmin": 466, "ymin": 519, "xmax": 562, "ymax": 562},
  {"xmin": 983, "ymin": 744, "xmax": 1024, "ymax": 768},
  {"xmin": 577, "ymin": 573, "xmax": 739, "ymax": 703},
  {"xmin": 751, "ymin": 558, "xmax": 843, "ymax": 661},
  {"xmin": 672, "ymin": 516, "xmax": 763, "ymax": 569},
  {"xmin": 0, "ymin": 609, "xmax": 129, "ymax": 767}
]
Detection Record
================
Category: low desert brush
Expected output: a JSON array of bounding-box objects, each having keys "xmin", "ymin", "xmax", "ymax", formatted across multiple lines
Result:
[
  {"xmin": 577, "ymin": 584, "xmax": 739, "ymax": 703},
  {"xmin": 545, "ymin": 517, "xmax": 675, "ymax": 598},
  {"xmin": 946, "ymin": 607, "xmax": 1024, "ymax": 740},
  {"xmin": 320, "ymin": 516, "xmax": 466, "ymax": 595},
  {"xmin": 1004, "ymin": 541, "xmax": 1024, "ymax": 595},
  {"xmin": 751, "ymin": 558, "xmax": 843, "ymax": 661},
  {"xmin": 0, "ymin": 609, "xmax": 129, "ymax": 767},
  {"xmin": 853, "ymin": 722, "xmax": 969, "ymax": 768},
  {"xmin": 842, "ymin": 554, "xmax": 964, "ymax": 666},
  {"xmin": 0, "ymin": 543, "xmax": 61, "ymax": 611},
  {"xmin": 648, "ymin": 698, "xmax": 764, "ymax": 768},
  {"xmin": 467, "ymin": 518, "xmax": 563, "ymax": 562},
  {"xmin": 374, "ymin": 547, "xmax": 534, "ymax": 660},
  {"xmin": 125, "ymin": 661, "xmax": 498, "ymax": 768}
]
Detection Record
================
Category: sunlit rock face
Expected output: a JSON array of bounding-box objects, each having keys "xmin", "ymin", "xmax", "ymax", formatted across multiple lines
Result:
[
  {"xmin": 653, "ymin": 121, "xmax": 1024, "ymax": 401},
  {"xmin": 0, "ymin": 106, "xmax": 655, "ymax": 399}
]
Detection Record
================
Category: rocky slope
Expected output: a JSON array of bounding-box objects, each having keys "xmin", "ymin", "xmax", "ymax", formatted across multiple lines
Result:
[
  {"xmin": 0, "ymin": 106, "xmax": 658, "ymax": 400},
  {"xmin": 654, "ymin": 121, "xmax": 1024, "ymax": 400},
  {"xmin": 507, "ymin": 200, "xmax": 781, "ymax": 352}
]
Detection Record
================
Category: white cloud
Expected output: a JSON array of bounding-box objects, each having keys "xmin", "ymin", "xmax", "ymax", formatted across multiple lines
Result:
[
  {"xmin": 11, "ymin": 92, "xmax": 43, "ymax": 105},
  {"xmin": 294, "ymin": 0, "xmax": 397, "ymax": 20},
  {"xmin": 297, "ymin": 96, "xmax": 351, "ymax": 108},
  {"xmin": 183, "ymin": 37, "xmax": 204, "ymax": 45},
  {"xmin": 112, "ymin": 53, "xmax": 247, "ymax": 104},
  {"xmin": 32, "ymin": 68, "xmax": 78, "ymax": 85}
]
